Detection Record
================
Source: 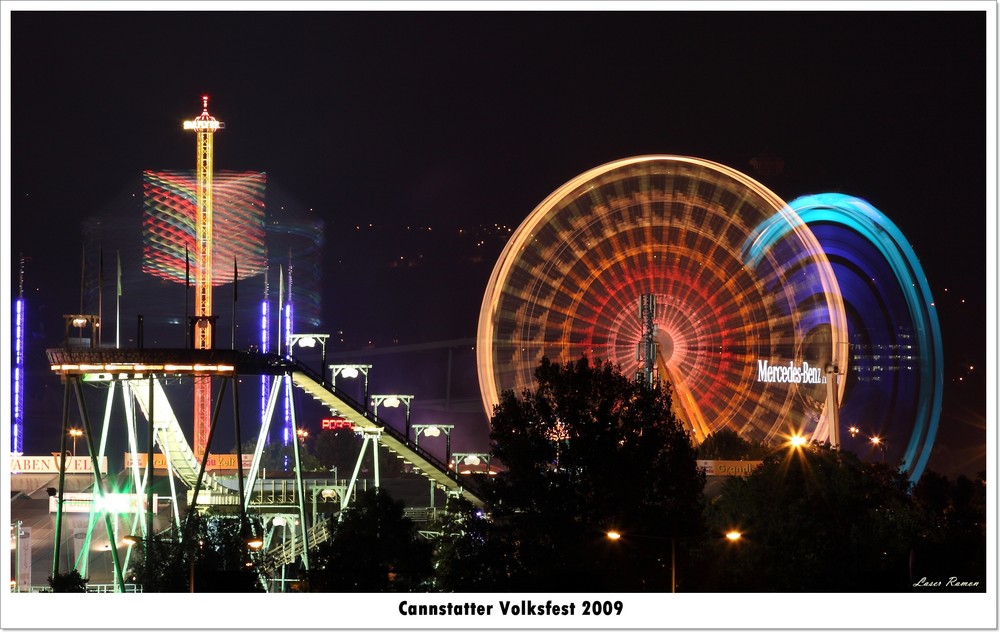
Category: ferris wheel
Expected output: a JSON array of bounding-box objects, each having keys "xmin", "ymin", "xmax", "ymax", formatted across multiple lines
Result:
[
  {"xmin": 786, "ymin": 193, "xmax": 943, "ymax": 480},
  {"xmin": 477, "ymin": 155, "xmax": 849, "ymax": 447}
]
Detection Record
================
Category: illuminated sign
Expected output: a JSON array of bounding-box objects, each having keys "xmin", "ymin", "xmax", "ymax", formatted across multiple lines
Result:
[
  {"xmin": 756, "ymin": 360, "xmax": 827, "ymax": 384},
  {"xmin": 697, "ymin": 460, "xmax": 763, "ymax": 477},
  {"xmin": 321, "ymin": 417, "xmax": 354, "ymax": 430},
  {"xmin": 124, "ymin": 453, "xmax": 252, "ymax": 471},
  {"xmin": 183, "ymin": 119, "xmax": 223, "ymax": 131},
  {"xmin": 10, "ymin": 455, "xmax": 108, "ymax": 474},
  {"xmin": 48, "ymin": 492, "xmax": 156, "ymax": 514}
]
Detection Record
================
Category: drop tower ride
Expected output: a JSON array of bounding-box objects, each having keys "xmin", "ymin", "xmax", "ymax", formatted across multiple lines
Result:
[{"xmin": 183, "ymin": 96, "xmax": 224, "ymax": 457}]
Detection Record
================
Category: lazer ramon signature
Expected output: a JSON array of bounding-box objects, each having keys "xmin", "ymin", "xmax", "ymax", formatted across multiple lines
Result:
[{"xmin": 912, "ymin": 576, "xmax": 981, "ymax": 588}]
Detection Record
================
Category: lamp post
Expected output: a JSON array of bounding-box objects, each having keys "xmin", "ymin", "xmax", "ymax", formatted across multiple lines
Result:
[
  {"xmin": 870, "ymin": 435, "xmax": 886, "ymax": 462},
  {"xmin": 63, "ymin": 314, "xmax": 101, "ymax": 348},
  {"xmin": 412, "ymin": 424, "xmax": 454, "ymax": 465},
  {"xmin": 451, "ymin": 452, "xmax": 492, "ymax": 475},
  {"xmin": 243, "ymin": 523, "xmax": 264, "ymax": 551},
  {"xmin": 606, "ymin": 530, "xmax": 677, "ymax": 592},
  {"xmin": 329, "ymin": 364, "xmax": 372, "ymax": 406},
  {"xmin": 413, "ymin": 424, "xmax": 455, "ymax": 511},
  {"xmin": 68, "ymin": 428, "xmax": 83, "ymax": 455},
  {"xmin": 288, "ymin": 334, "xmax": 330, "ymax": 383},
  {"xmin": 371, "ymin": 394, "xmax": 414, "ymax": 441}
]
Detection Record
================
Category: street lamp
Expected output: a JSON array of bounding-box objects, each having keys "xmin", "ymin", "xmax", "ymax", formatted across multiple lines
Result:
[
  {"xmin": 288, "ymin": 334, "xmax": 330, "ymax": 383},
  {"xmin": 451, "ymin": 452, "xmax": 493, "ymax": 475},
  {"xmin": 848, "ymin": 425, "xmax": 860, "ymax": 439},
  {"xmin": 63, "ymin": 314, "xmax": 101, "ymax": 348},
  {"xmin": 788, "ymin": 434, "xmax": 807, "ymax": 449},
  {"xmin": 371, "ymin": 394, "xmax": 414, "ymax": 441},
  {"xmin": 870, "ymin": 435, "xmax": 886, "ymax": 462},
  {"xmin": 68, "ymin": 428, "xmax": 83, "ymax": 455},
  {"xmin": 725, "ymin": 530, "xmax": 742, "ymax": 542},
  {"xmin": 413, "ymin": 424, "xmax": 454, "ymax": 464},
  {"xmin": 296, "ymin": 428, "xmax": 309, "ymax": 446},
  {"xmin": 606, "ymin": 530, "xmax": 677, "ymax": 593},
  {"xmin": 329, "ymin": 364, "xmax": 372, "ymax": 406},
  {"xmin": 245, "ymin": 531, "xmax": 264, "ymax": 551}
]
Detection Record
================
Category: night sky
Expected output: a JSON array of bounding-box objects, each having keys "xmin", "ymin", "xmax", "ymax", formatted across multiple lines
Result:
[{"xmin": 5, "ymin": 8, "xmax": 990, "ymax": 478}]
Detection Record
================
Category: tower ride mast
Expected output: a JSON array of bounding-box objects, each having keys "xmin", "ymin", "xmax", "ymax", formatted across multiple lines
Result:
[{"xmin": 184, "ymin": 96, "xmax": 224, "ymax": 457}]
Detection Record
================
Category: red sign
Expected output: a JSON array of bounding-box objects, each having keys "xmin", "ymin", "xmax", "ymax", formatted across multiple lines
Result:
[{"xmin": 321, "ymin": 417, "xmax": 353, "ymax": 430}]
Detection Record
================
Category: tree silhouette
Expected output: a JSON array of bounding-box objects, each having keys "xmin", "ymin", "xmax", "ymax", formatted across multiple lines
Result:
[
  {"xmin": 432, "ymin": 498, "xmax": 523, "ymax": 592},
  {"xmin": 458, "ymin": 356, "xmax": 705, "ymax": 591},
  {"xmin": 696, "ymin": 443, "xmax": 922, "ymax": 591},
  {"xmin": 697, "ymin": 428, "xmax": 769, "ymax": 460},
  {"xmin": 909, "ymin": 470, "xmax": 987, "ymax": 589},
  {"xmin": 125, "ymin": 514, "xmax": 264, "ymax": 592},
  {"xmin": 47, "ymin": 569, "xmax": 88, "ymax": 592},
  {"xmin": 308, "ymin": 488, "xmax": 433, "ymax": 591}
]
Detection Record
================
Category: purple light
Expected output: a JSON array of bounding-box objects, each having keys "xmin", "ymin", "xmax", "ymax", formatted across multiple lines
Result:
[
  {"xmin": 13, "ymin": 298, "xmax": 24, "ymax": 454},
  {"xmin": 284, "ymin": 303, "xmax": 292, "ymax": 357},
  {"xmin": 260, "ymin": 299, "xmax": 270, "ymax": 433},
  {"xmin": 282, "ymin": 303, "xmax": 293, "ymax": 453}
]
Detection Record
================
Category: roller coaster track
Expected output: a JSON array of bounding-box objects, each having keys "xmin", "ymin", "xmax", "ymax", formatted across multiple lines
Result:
[
  {"xmin": 47, "ymin": 348, "xmax": 486, "ymax": 568},
  {"xmin": 125, "ymin": 377, "xmax": 234, "ymax": 503},
  {"xmin": 254, "ymin": 361, "xmax": 487, "ymax": 569},
  {"xmin": 286, "ymin": 359, "xmax": 485, "ymax": 507}
]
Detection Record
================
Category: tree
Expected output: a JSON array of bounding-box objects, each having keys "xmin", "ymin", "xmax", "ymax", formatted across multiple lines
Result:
[
  {"xmin": 460, "ymin": 356, "xmax": 705, "ymax": 591},
  {"xmin": 696, "ymin": 443, "xmax": 921, "ymax": 591},
  {"xmin": 698, "ymin": 428, "xmax": 769, "ymax": 460},
  {"xmin": 313, "ymin": 428, "xmax": 363, "ymax": 473},
  {"xmin": 125, "ymin": 514, "xmax": 265, "ymax": 592},
  {"xmin": 909, "ymin": 470, "xmax": 987, "ymax": 589},
  {"xmin": 47, "ymin": 569, "xmax": 88, "ymax": 592},
  {"xmin": 124, "ymin": 532, "xmax": 190, "ymax": 592},
  {"xmin": 308, "ymin": 488, "xmax": 433, "ymax": 591},
  {"xmin": 431, "ymin": 498, "xmax": 523, "ymax": 592}
]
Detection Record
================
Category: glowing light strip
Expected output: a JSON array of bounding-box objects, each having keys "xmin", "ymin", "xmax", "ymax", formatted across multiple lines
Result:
[
  {"xmin": 13, "ymin": 298, "xmax": 24, "ymax": 453},
  {"xmin": 50, "ymin": 363, "xmax": 235, "ymax": 374},
  {"xmin": 787, "ymin": 193, "xmax": 943, "ymax": 481},
  {"xmin": 283, "ymin": 303, "xmax": 293, "ymax": 448},
  {"xmin": 261, "ymin": 300, "xmax": 270, "ymax": 430}
]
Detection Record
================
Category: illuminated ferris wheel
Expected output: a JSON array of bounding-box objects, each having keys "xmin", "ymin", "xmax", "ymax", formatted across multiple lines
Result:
[{"xmin": 477, "ymin": 156, "xmax": 849, "ymax": 446}]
